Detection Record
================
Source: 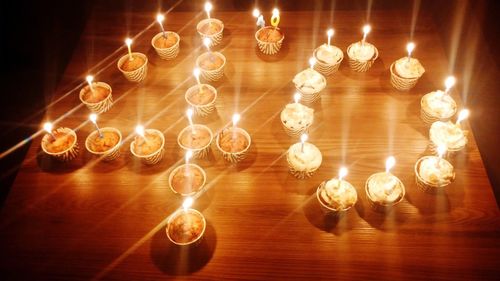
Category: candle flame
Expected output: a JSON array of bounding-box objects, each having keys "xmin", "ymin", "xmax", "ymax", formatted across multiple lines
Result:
[
  {"xmin": 125, "ymin": 38, "xmax": 133, "ymax": 46},
  {"xmin": 272, "ymin": 8, "xmax": 279, "ymax": 16},
  {"xmin": 86, "ymin": 75, "xmax": 94, "ymax": 84},
  {"xmin": 193, "ymin": 68, "xmax": 201, "ymax": 78},
  {"xmin": 135, "ymin": 125, "xmax": 145, "ymax": 136},
  {"xmin": 445, "ymin": 76, "xmax": 456, "ymax": 90},
  {"xmin": 204, "ymin": 2, "xmax": 212, "ymax": 13},
  {"xmin": 406, "ymin": 42, "xmax": 415, "ymax": 54},
  {"xmin": 457, "ymin": 109, "xmax": 470, "ymax": 123},
  {"xmin": 327, "ymin": 28, "xmax": 334, "ymax": 37},
  {"xmin": 203, "ymin": 37, "xmax": 211, "ymax": 48},
  {"xmin": 43, "ymin": 122, "xmax": 53, "ymax": 133},
  {"xmin": 156, "ymin": 14, "xmax": 164, "ymax": 23},
  {"xmin": 186, "ymin": 108, "xmax": 194, "ymax": 118},
  {"xmin": 309, "ymin": 57, "xmax": 316, "ymax": 68},
  {"xmin": 300, "ymin": 133, "xmax": 308, "ymax": 143},
  {"xmin": 437, "ymin": 144, "xmax": 447, "ymax": 158},
  {"xmin": 363, "ymin": 24, "xmax": 371, "ymax": 35},
  {"xmin": 293, "ymin": 92, "xmax": 301, "ymax": 103},
  {"xmin": 385, "ymin": 156, "xmax": 396, "ymax": 173},
  {"xmin": 89, "ymin": 113, "xmax": 97, "ymax": 123},
  {"xmin": 232, "ymin": 113, "xmax": 241, "ymax": 126},
  {"xmin": 252, "ymin": 8, "xmax": 260, "ymax": 18},
  {"xmin": 182, "ymin": 197, "xmax": 194, "ymax": 210},
  {"xmin": 338, "ymin": 167, "xmax": 348, "ymax": 182},
  {"xmin": 185, "ymin": 150, "xmax": 193, "ymax": 162}
]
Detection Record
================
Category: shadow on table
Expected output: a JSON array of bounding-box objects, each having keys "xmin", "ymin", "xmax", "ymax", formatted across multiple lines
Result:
[
  {"xmin": 36, "ymin": 146, "xmax": 84, "ymax": 174},
  {"xmin": 356, "ymin": 193, "xmax": 412, "ymax": 230},
  {"xmin": 150, "ymin": 220, "xmax": 217, "ymax": 276}
]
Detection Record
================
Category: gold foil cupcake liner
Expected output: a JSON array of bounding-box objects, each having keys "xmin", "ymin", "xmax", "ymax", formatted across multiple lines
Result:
[
  {"xmin": 313, "ymin": 46, "xmax": 344, "ymax": 76},
  {"xmin": 84, "ymin": 127, "xmax": 122, "ymax": 162},
  {"xmin": 414, "ymin": 156, "xmax": 455, "ymax": 194},
  {"xmin": 255, "ymin": 26, "xmax": 285, "ymax": 55},
  {"xmin": 166, "ymin": 208, "xmax": 207, "ymax": 246},
  {"xmin": 168, "ymin": 163, "xmax": 207, "ymax": 197},
  {"xmin": 195, "ymin": 52, "xmax": 226, "ymax": 82},
  {"xmin": 177, "ymin": 124, "xmax": 213, "ymax": 159},
  {"xmin": 79, "ymin": 82, "xmax": 113, "ymax": 114},
  {"xmin": 130, "ymin": 129, "xmax": 165, "ymax": 165},
  {"xmin": 41, "ymin": 127, "xmax": 79, "ymax": 162},
  {"xmin": 364, "ymin": 173, "xmax": 405, "ymax": 212},
  {"xmin": 196, "ymin": 18, "xmax": 224, "ymax": 47},
  {"xmin": 151, "ymin": 32, "xmax": 180, "ymax": 60},
  {"xmin": 215, "ymin": 127, "xmax": 252, "ymax": 163},
  {"xmin": 185, "ymin": 84, "xmax": 217, "ymax": 117},
  {"xmin": 346, "ymin": 42, "xmax": 379, "ymax": 72},
  {"xmin": 117, "ymin": 52, "xmax": 148, "ymax": 83},
  {"xmin": 390, "ymin": 61, "xmax": 422, "ymax": 91}
]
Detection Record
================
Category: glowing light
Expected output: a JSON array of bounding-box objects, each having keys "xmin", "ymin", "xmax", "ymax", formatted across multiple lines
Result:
[
  {"xmin": 338, "ymin": 167, "xmax": 348, "ymax": 182},
  {"xmin": 156, "ymin": 14, "xmax": 164, "ymax": 23},
  {"xmin": 406, "ymin": 42, "xmax": 415, "ymax": 59},
  {"xmin": 135, "ymin": 125, "xmax": 145, "ymax": 137},
  {"xmin": 203, "ymin": 37, "xmax": 211, "ymax": 49},
  {"xmin": 309, "ymin": 57, "xmax": 316, "ymax": 69},
  {"xmin": 437, "ymin": 144, "xmax": 447, "ymax": 159},
  {"xmin": 456, "ymin": 109, "xmax": 470, "ymax": 125},
  {"xmin": 293, "ymin": 92, "xmax": 301, "ymax": 103},
  {"xmin": 185, "ymin": 150, "xmax": 193, "ymax": 163},
  {"xmin": 125, "ymin": 38, "xmax": 133, "ymax": 60},
  {"xmin": 327, "ymin": 28, "xmax": 334, "ymax": 46},
  {"xmin": 362, "ymin": 24, "xmax": 371, "ymax": 45},
  {"xmin": 204, "ymin": 2, "xmax": 213, "ymax": 19},
  {"xmin": 444, "ymin": 76, "xmax": 456, "ymax": 93},
  {"xmin": 43, "ymin": 122, "xmax": 53, "ymax": 133},
  {"xmin": 182, "ymin": 197, "xmax": 194, "ymax": 211},
  {"xmin": 252, "ymin": 8, "xmax": 260, "ymax": 18},
  {"xmin": 232, "ymin": 113, "xmax": 241, "ymax": 127},
  {"xmin": 300, "ymin": 133, "xmax": 308, "ymax": 153},
  {"xmin": 89, "ymin": 113, "xmax": 97, "ymax": 123},
  {"xmin": 385, "ymin": 156, "xmax": 396, "ymax": 173},
  {"xmin": 85, "ymin": 75, "xmax": 94, "ymax": 92}
]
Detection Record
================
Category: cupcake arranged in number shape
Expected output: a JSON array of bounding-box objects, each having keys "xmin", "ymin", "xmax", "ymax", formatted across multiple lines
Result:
[
  {"xmin": 130, "ymin": 125, "xmax": 165, "ymax": 165},
  {"xmin": 151, "ymin": 14, "xmax": 180, "ymax": 60},
  {"xmin": 313, "ymin": 28, "xmax": 344, "ymax": 76},
  {"xmin": 85, "ymin": 114, "xmax": 122, "ymax": 162},
  {"xmin": 196, "ymin": 38, "xmax": 226, "ymax": 82},
  {"xmin": 216, "ymin": 114, "xmax": 251, "ymax": 163},
  {"xmin": 293, "ymin": 58, "xmax": 327, "ymax": 104},
  {"xmin": 169, "ymin": 151, "xmax": 207, "ymax": 196},
  {"xmin": 280, "ymin": 93, "xmax": 314, "ymax": 137},
  {"xmin": 117, "ymin": 38, "xmax": 148, "ymax": 82},
  {"xmin": 166, "ymin": 200, "xmax": 207, "ymax": 246},
  {"xmin": 390, "ymin": 42, "xmax": 425, "ymax": 91},
  {"xmin": 186, "ymin": 69, "xmax": 218, "ymax": 117},
  {"xmin": 415, "ymin": 145, "xmax": 455, "ymax": 193},
  {"xmin": 365, "ymin": 157, "xmax": 405, "ymax": 212},
  {"xmin": 177, "ymin": 124, "xmax": 213, "ymax": 159},
  {"xmin": 316, "ymin": 167, "xmax": 357, "ymax": 214},
  {"xmin": 286, "ymin": 134, "xmax": 322, "ymax": 179},
  {"xmin": 429, "ymin": 109, "xmax": 469, "ymax": 156},
  {"xmin": 347, "ymin": 25, "xmax": 379, "ymax": 72},
  {"xmin": 253, "ymin": 8, "xmax": 285, "ymax": 55},
  {"xmin": 196, "ymin": 2, "xmax": 224, "ymax": 47},
  {"xmin": 420, "ymin": 76, "xmax": 458, "ymax": 124},
  {"xmin": 41, "ymin": 122, "xmax": 79, "ymax": 162},
  {"xmin": 79, "ymin": 75, "xmax": 113, "ymax": 114}
]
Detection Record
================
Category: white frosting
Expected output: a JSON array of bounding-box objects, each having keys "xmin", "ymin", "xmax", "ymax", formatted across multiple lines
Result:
[
  {"xmin": 394, "ymin": 57, "xmax": 425, "ymax": 79},
  {"xmin": 320, "ymin": 179, "xmax": 357, "ymax": 210},
  {"xmin": 421, "ymin": 91, "xmax": 457, "ymax": 119},
  {"xmin": 280, "ymin": 103, "xmax": 314, "ymax": 131},
  {"xmin": 429, "ymin": 121, "xmax": 467, "ymax": 150},
  {"xmin": 348, "ymin": 41, "xmax": 376, "ymax": 61},
  {"xmin": 367, "ymin": 172, "xmax": 404, "ymax": 204},
  {"xmin": 293, "ymin": 68, "xmax": 326, "ymax": 95},
  {"xmin": 287, "ymin": 142, "xmax": 322, "ymax": 172},
  {"xmin": 418, "ymin": 157, "xmax": 454, "ymax": 186},
  {"xmin": 314, "ymin": 44, "xmax": 343, "ymax": 65}
]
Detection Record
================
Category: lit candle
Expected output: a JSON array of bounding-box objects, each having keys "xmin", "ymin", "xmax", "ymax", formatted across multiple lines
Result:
[
  {"xmin": 125, "ymin": 38, "xmax": 133, "ymax": 61},
  {"xmin": 232, "ymin": 113, "xmax": 240, "ymax": 129},
  {"xmin": 309, "ymin": 57, "xmax": 316, "ymax": 69},
  {"xmin": 455, "ymin": 109, "xmax": 470, "ymax": 125},
  {"xmin": 193, "ymin": 68, "xmax": 202, "ymax": 92},
  {"xmin": 300, "ymin": 133, "xmax": 308, "ymax": 153},
  {"xmin": 327, "ymin": 28, "xmax": 334, "ymax": 47},
  {"xmin": 186, "ymin": 108, "xmax": 195, "ymax": 132},
  {"xmin": 385, "ymin": 156, "xmax": 395, "ymax": 174},
  {"xmin": 444, "ymin": 76, "xmax": 456, "ymax": 95},
  {"xmin": 135, "ymin": 125, "xmax": 146, "ymax": 142},
  {"xmin": 203, "ymin": 37, "xmax": 211, "ymax": 52},
  {"xmin": 293, "ymin": 92, "xmax": 301, "ymax": 104},
  {"xmin": 338, "ymin": 167, "xmax": 348, "ymax": 188},
  {"xmin": 185, "ymin": 150, "xmax": 193, "ymax": 165},
  {"xmin": 182, "ymin": 196, "xmax": 194, "ymax": 212},
  {"xmin": 361, "ymin": 24, "xmax": 371, "ymax": 46},
  {"xmin": 89, "ymin": 113, "xmax": 103, "ymax": 138},
  {"xmin": 156, "ymin": 14, "xmax": 167, "ymax": 38},
  {"xmin": 406, "ymin": 42, "xmax": 415, "ymax": 62},
  {"xmin": 85, "ymin": 75, "xmax": 95, "ymax": 93},
  {"xmin": 271, "ymin": 8, "xmax": 280, "ymax": 29},
  {"xmin": 436, "ymin": 144, "xmax": 447, "ymax": 167},
  {"xmin": 204, "ymin": 1, "xmax": 213, "ymax": 19},
  {"xmin": 253, "ymin": 8, "xmax": 265, "ymax": 28},
  {"xmin": 43, "ymin": 122, "xmax": 56, "ymax": 141}
]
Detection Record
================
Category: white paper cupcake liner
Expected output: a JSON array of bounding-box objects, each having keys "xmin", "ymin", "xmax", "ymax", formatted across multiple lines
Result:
[
  {"xmin": 365, "ymin": 173, "xmax": 405, "ymax": 212},
  {"xmin": 420, "ymin": 94, "xmax": 457, "ymax": 125},
  {"xmin": 255, "ymin": 26, "xmax": 285, "ymax": 55},
  {"xmin": 185, "ymin": 84, "xmax": 217, "ymax": 117},
  {"xmin": 177, "ymin": 124, "xmax": 213, "ymax": 159},
  {"xmin": 215, "ymin": 127, "xmax": 251, "ymax": 163},
  {"xmin": 414, "ymin": 156, "xmax": 455, "ymax": 194},
  {"xmin": 281, "ymin": 123, "xmax": 309, "ymax": 138},
  {"xmin": 428, "ymin": 141, "xmax": 465, "ymax": 158},
  {"xmin": 151, "ymin": 32, "xmax": 180, "ymax": 60},
  {"xmin": 346, "ymin": 43, "xmax": 379, "ymax": 72},
  {"xmin": 117, "ymin": 52, "xmax": 148, "ymax": 83},
  {"xmin": 286, "ymin": 155, "xmax": 320, "ymax": 179},
  {"xmin": 313, "ymin": 46, "xmax": 344, "ymax": 76},
  {"xmin": 41, "ymin": 127, "xmax": 79, "ymax": 162},
  {"xmin": 130, "ymin": 129, "xmax": 165, "ymax": 165},
  {"xmin": 196, "ymin": 18, "xmax": 224, "ymax": 47},
  {"xmin": 195, "ymin": 52, "xmax": 226, "ymax": 82},
  {"xmin": 79, "ymin": 82, "xmax": 113, "ymax": 114},
  {"xmin": 168, "ymin": 163, "xmax": 207, "ymax": 197},
  {"xmin": 166, "ymin": 208, "xmax": 207, "ymax": 246},
  {"xmin": 294, "ymin": 70, "xmax": 326, "ymax": 104},
  {"xmin": 84, "ymin": 127, "xmax": 122, "ymax": 162},
  {"xmin": 316, "ymin": 181, "xmax": 357, "ymax": 215},
  {"xmin": 390, "ymin": 61, "xmax": 422, "ymax": 91}
]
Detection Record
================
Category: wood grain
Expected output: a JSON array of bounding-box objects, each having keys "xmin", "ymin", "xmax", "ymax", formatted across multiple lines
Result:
[{"xmin": 1, "ymin": 8, "xmax": 499, "ymax": 281}]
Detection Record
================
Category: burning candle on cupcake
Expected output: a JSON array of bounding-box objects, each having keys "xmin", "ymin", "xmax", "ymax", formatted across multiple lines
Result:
[
  {"xmin": 79, "ymin": 75, "xmax": 113, "ymax": 114},
  {"xmin": 293, "ymin": 58, "xmax": 327, "ymax": 104},
  {"xmin": 168, "ymin": 150, "xmax": 207, "ymax": 196},
  {"xmin": 215, "ymin": 113, "xmax": 252, "ymax": 163},
  {"xmin": 177, "ymin": 108, "xmax": 213, "ymax": 159},
  {"xmin": 429, "ymin": 109, "xmax": 469, "ymax": 155},
  {"xmin": 316, "ymin": 167, "xmax": 358, "ymax": 214},
  {"xmin": 286, "ymin": 133, "xmax": 322, "ymax": 179},
  {"xmin": 347, "ymin": 24, "xmax": 379, "ymax": 72},
  {"xmin": 420, "ymin": 76, "xmax": 458, "ymax": 125},
  {"xmin": 254, "ymin": 8, "xmax": 285, "ymax": 55},
  {"xmin": 130, "ymin": 124, "xmax": 165, "ymax": 165},
  {"xmin": 41, "ymin": 122, "xmax": 79, "ymax": 162},
  {"xmin": 196, "ymin": 1, "xmax": 224, "ymax": 47},
  {"xmin": 280, "ymin": 92, "xmax": 314, "ymax": 137},
  {"xmin": 85, "ymin": 114, "xmax": 122, "ymax": 161},
  {"xmin": 196, "ymin": 38, "xmax": 226, "ymax": 82},
  {"xmin": 365, "ymin": 156, "xmax": 406, "ymax": 211},
  {"xmin": 313, "ymin": 28, "xmax": 344, "ymax": 76},
  {"xmin": 151, "ymin": 13, "xmax": 180, "ymax": 60},
  {"xmin": 185, "ymin": 68, "xmax": 218, "ymax": 117},
  {"xmin": 117, "ymin": 38, "xmax": 148, "ymax": 82},
  {"xmin": 415, "ymin": 144, "xmax": 455, "ymax": 193},
  {"xmin": 166, "ymin": 197, "xmax": 207, "ymax": 246},
  {"xmin": 390, "ymin": 42, "xmax": 425, "ymax": 91}
]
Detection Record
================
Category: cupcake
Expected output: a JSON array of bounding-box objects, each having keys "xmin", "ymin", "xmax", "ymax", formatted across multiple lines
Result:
[
  {"xmin": 177, "ymin": 124, "xmax": 213, "ymax": 159},
  {"xmin": 41, "ymin": 127, "xmax": 79, "ymax": 162},
  {"xmin": 117, "ymin": 52, "xmax": 148, "ymax": 82},
  {"xmin": 79, "ymin": 82, "xmax": 113, "ymax": 114},
  {"xmin": 420, "ymin": 91, "xmax": 457, "ymax": 124},
  {"xmin": 313, "ymin": 44, "xmax": 344, "ymax": 76},
  {"xmin": 185, "ymin": 84, "xmax": 217, "ymax": 117},
  {"xmin": 168, "ymin": 164, "xmax": 207, "ymax": 196},
  {"xmin": 130, "ymin": 129, "xmax": 165, "ymax": 165},
  {"xmin": 215, "ymin": 127, "xmax": 251, "ymax": 163},
  {"xmin": 429, "ymin": 121, "xmax": 468, "ymax": 154},
  {"xmin": 365, "ymin": 172, "xmax": 405, "ymax": 211},
  {"xmin": 255, "ymin": 26, "xmax": 285, "ymax": 55},
  {"xmin": 415, "ymin": 156, "xmax": 455, "ymax": 193},
  {"xmin": 280, "ymin": 102, "xmax": 314, "ymax": 137},
  {"xmin": 316, "ymin": 178, "xmax": 358, "ymax": 214},
  {"xmin": 196, "ymin": 18, "xmax": 224, "ymax": 47},
  {"xmin": 286, "ymin": 142, "xmax": 322, "ymax": 179},
  {"xmin": 346, "ymin": 41, "xmax": 379, "ymax": 72},
  {"xmin": 390, "ymin": 57, "xmax": 425, "ymax": 91},
  {"xmin": 293, "ymin": 68, "xmax": 327, "ymax": 103},
  {"xmin": 195, "ymin": 52, "xmax": 226, "ymax": 82},
  {"xmin": 151, "ymin": 31, "xmax": 180, "ymax": 60},
  {"xmin": 166, "ymin": 208, "xmax": 206, "ymax": 246},
  {"xmin": 85, "ymin": 127, "xmax": 122, "ymax": 161}
]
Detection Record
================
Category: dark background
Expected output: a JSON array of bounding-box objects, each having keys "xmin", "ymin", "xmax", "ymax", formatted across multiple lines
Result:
[{"xmin": 1, "ymin": 0, "xmax": 499, "ymax": 208}]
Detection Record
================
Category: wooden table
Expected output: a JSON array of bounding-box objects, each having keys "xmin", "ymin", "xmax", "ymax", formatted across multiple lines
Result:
[{"xmin": 1, "ymin": 9, "xmax": 499, "ymax": 280}]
